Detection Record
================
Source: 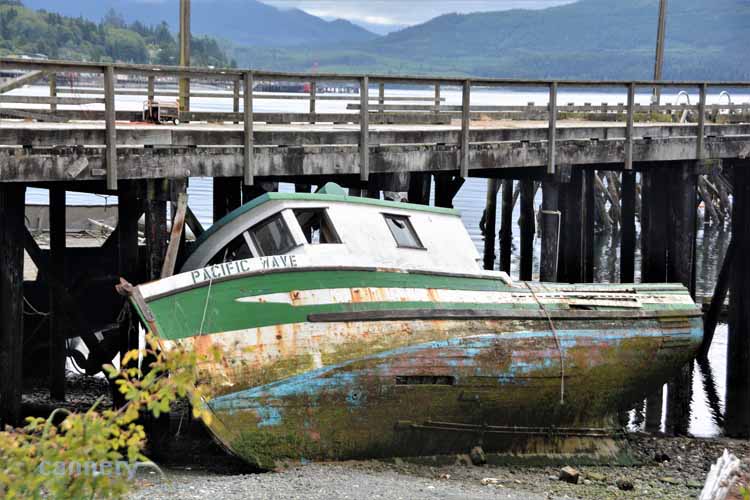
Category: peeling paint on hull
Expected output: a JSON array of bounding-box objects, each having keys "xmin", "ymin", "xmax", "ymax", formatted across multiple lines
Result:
[
  {"xmin": 130, "ymin": 267, "xmax": 703, "ymax": 469},
  {"xmin": 178, "ymin": 318, "xmax": 699, "ymax": 469}
]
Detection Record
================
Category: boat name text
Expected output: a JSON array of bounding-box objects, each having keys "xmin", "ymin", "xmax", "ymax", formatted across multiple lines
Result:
[{"xmin": 190, "ymin": 255, "xmax": 298, "ymax": 284}]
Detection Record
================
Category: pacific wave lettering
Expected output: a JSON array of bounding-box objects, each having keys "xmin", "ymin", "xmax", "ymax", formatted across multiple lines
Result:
[{"xmin": 190, "ymin": 256, "xmax": 299, "ymax": 284}]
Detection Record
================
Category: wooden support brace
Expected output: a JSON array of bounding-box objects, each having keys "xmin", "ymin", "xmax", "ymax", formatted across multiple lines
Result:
[{"xmin": 161, "ymin": 190, "xmax": 188, "ymax": 278}]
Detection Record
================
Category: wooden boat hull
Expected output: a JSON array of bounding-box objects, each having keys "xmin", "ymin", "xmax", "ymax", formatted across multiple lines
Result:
[{"xmin": 131, "ymin": 265, "xmax": 702, "ymax": 468}]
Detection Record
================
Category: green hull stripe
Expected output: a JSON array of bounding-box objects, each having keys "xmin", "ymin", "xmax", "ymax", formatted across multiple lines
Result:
[{"xmin": 144, "ymin": 270, "xmax": 695, "ymax": 341}]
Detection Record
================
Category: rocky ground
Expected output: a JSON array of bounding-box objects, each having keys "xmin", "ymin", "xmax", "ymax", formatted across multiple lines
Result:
[{"xmin": 126, "ymin": 433, "xmax": 750, "ymax": 500}]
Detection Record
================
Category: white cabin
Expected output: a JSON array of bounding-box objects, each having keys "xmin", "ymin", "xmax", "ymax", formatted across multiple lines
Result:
[{"xmin": 181, "ymin": 183, "xmax": 483, "ymax": 275}]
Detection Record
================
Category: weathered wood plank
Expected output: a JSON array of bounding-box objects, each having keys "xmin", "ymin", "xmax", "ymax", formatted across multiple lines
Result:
[
  {"xmin": 104, "ymin": 66, "xmax": 117, "ymax": 190},
  {"xmin": 161, "ymin": 190, "xmax": 187, "ymax": 278},
  {"xmin": 0, "ymin": 184, "xmax": 25, "ymax": 426}
]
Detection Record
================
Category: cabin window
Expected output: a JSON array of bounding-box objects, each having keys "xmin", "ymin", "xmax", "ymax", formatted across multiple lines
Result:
[
  {"xmin": 207, "ymin": 234, "xmax": 253, "ymax": 265},
  {"xmin": 249, "ymin": 213, "xmax": 296, "ymax": 256},
  {"xmin": 293, "ymin": 208, "xmax": 341, "ymax": 244},
  {"xmin": 383, "ymin": 214, "xmax": 424, "ymax": 249}
]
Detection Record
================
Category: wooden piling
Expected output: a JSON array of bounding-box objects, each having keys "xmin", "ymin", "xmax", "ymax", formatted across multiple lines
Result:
[
  {"xmin": 584, "ymin": 169, "xmax": 595, "ymax": 282},
  {"xmin": 499, "ymin": 180, "xmax": 514, "ymax": 274},
  {"xmin": 645, "ymin": 392, "xmax": 663, "ymax": 433},
  {"xmin": 726, "ymin": 161, "xmax": 750, "ymax": 437},
  {"xmin": 0, "ymin": 184, "xmax": 25, "ymax": 426},
  {"xmin": 434, "ymin": 173, "xmax": 464, "ymax": 209},
  {"xmin": 620, "ymin": 170, "xmax": 637, "ymax": 283},
  {"xmin": 540, "ymin": 176, "xmax": 560, "ymax": 281},
  {"xmin": 557, "ymin": 168, "xmax": 590, "ymax": 283},
  {"xmin": 483, "ymin": 178, "xmax": 499, "ymax": 270},
  {"xmin": 49, "ymin": 187, "xmax": 66, "ymax": 400},
  {"xmin": 145, "ymin": 180, "xmax": 168, "ymax": 280},
  {"xmin": 213, "ymin": 177, "xmax": 241, "ymax": 222},
  {"xmin": 641, "ymin": 162, "xmax": 698, "ymax": 435},
  {"xmin": 519, "ymin": 178, "xmax": 535, "ymax": 281},
  {"xmin": 407, "ymin": 172, "xmax": 431, "ymax": 205},
  {"xmin": 116, "ymin": 181, "xmax": 141, "ymax": 408}
]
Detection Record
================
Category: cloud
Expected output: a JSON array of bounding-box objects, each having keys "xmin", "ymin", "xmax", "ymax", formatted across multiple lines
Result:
[{"xmin": 263, "ymin": 0, "xmax": 576, "ymax": 27}]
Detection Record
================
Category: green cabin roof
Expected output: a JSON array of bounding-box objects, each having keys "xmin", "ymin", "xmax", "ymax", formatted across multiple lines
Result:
[{"xmin": 195, "ymin": 183, "xmax": 459, "ymax": 248}]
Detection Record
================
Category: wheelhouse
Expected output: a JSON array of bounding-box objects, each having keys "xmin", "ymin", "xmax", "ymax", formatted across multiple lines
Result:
[{"xmin": 180, "ymin": 183, "xmax": 482, "ymax": 275}]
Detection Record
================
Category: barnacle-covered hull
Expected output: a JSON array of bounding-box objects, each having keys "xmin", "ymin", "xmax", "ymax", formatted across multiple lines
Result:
[{"xmin": 129, "ymin": 262, "xmax": 702, "ymax": 469}]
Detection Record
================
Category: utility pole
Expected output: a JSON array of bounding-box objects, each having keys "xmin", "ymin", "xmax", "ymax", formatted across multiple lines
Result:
[
  {"xmin": 652, "ymin": 0, "xmax": 667, "ymax": 104},
  {"xmin": 179, "ymin": 0, "xmax": 190, "ymax": 112}
]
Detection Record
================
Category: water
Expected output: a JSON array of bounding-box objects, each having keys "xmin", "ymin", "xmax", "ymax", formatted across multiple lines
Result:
[{"xmin": 17, "ymin": 85, "xmax": 738, "ymax": 437}]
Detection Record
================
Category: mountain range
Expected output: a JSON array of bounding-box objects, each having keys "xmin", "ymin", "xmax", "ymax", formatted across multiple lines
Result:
[
  {"xmin": 10, "ymin": 0, "xmax": 750, "ymax": 80},
  {"xmin": 21, "ymin": 0, "xmax": 377, "ymax": 47}
]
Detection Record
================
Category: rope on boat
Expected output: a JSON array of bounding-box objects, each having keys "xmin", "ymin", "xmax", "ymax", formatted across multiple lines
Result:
[
  {"xmin": 525, "ymin": 281, "xmax": 565, "ymax": 405},
  {"xmin": 199, "ymin": 277, "xmax": 214, "ymax": 335}
]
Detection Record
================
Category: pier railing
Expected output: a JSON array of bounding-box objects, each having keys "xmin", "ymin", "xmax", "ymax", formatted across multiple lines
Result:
[{"xmin": 1, "ymin": 58, "xmax": 750, "ymax": 189}]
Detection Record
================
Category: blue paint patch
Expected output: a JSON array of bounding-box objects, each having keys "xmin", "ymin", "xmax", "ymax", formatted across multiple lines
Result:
[
  {"xmin": 210, "ymin": 321, "xmax": 703, "ymax": 413},
  {"xmin": 255, "ymin": 406, "xmax": 282, "ymax": 427}
]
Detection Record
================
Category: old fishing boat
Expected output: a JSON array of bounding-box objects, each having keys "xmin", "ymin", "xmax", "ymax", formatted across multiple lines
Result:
[{"xmin": 122, "ymin": 183, "xmax": 702, "ymax": 468}]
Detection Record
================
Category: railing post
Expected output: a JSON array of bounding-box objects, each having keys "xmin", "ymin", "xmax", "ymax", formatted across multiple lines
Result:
[
  {"xmin": 434, "ymin": 83, "xmax": 441, "ymax": 115},
  {"xmin": 378, "ymin": 82, "xmax": 385, "ymax": 122},
  {"xmin": 625, "ymin": 82, "xmax": 636, "ymax": 170},
  {"xmin": 104, "ymin": 66, "xmax": 117, "ymax": 191},
  {"xmin": 49, "ymin": 73, "xmax": 56, "ymax": 114},
  {"xmin": 147, "ymin": 75, "xmax": 155, "ymax": 103},
  {"xmin": 359, "ymin": 76, "xmax": 369, "ymax": 182},
  {"xmin": 547, "ymin": 82, "xmax": 558, "ymax": 175},
  {"xmin": 309, "ymin": 79, "xmax": 316, "ymax": 124},
  {"xmin": 243, "ymin": 71, "xmax": 254, "ymax": 186},
  {"xmin": 233, "ymin": 79, "xmax": 240, "ymax": 124},
  {"xmin": 460, "ymin": 80, "xmax": 470, "ymax": 178},
  {"xmin": 697, "ymin": 83, "xmax": 707, "ymax": 161}
]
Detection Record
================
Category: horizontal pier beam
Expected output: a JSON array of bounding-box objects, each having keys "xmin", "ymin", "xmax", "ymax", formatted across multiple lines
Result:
[
  {"xmin": 1, "ymin": 123, "xmax": 747, "ymax": 148},
  {"xmin": 1, "ymin": 135, "xmax": 747, "ymax": 183}
]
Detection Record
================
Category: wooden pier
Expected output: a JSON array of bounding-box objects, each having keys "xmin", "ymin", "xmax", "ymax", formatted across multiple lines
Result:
[{"xmin": 0, "ymin": 58, "xmax": 749, "ymax": 437}]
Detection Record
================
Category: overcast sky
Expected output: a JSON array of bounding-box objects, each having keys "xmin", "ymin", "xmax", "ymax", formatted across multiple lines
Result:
[{"xmin": 262, "ymin": 0, "xmax": 576, "ymax": 33}]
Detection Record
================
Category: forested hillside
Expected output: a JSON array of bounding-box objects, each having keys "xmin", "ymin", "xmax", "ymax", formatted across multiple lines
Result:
[{"xmin": 0, "ymin": 0, "xmax": 232, "ymax": 66}]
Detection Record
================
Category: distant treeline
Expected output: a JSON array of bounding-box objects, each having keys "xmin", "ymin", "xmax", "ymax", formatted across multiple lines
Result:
[{"xmin": 0, "ymin": 0, "xmax": 234, "ymax": 67}]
